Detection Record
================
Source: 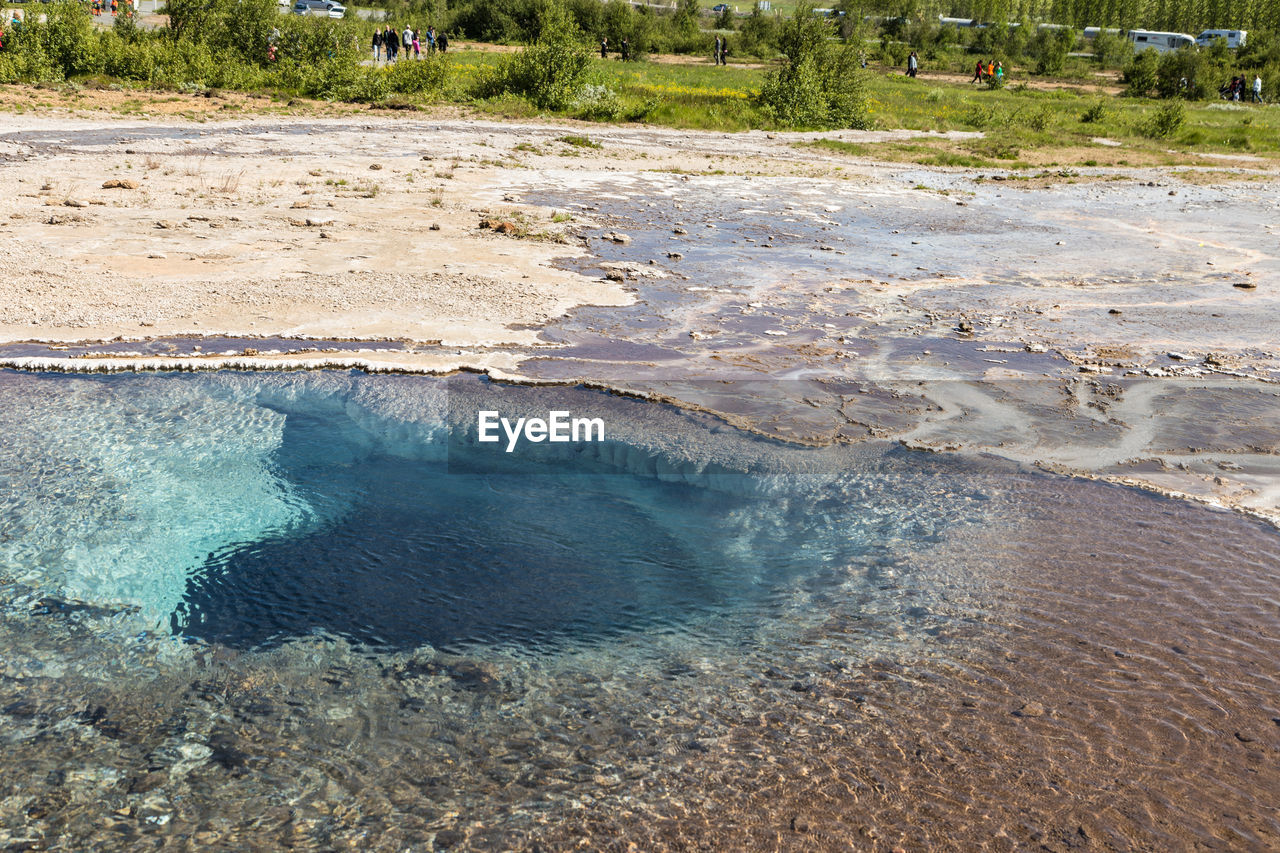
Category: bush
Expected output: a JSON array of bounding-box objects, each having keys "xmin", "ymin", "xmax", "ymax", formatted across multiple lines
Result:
[
  {"xmin": 1139, "ymin": 100, "xmax": 1186, "ymax": 137},
  {"xmin": 1030, "ymin": 28, "xmax": 1072, "ymax": 76},
  {"xmin": 572, "ymin": 82, "xmax": 623, "ymax": 120},
  {"xmin": 1091, "ymin": 30, "xmax": 1132, "ymax": 68},
  {"xmin": 736, "ymin": 4, "xmax": 779, "ymax": 58},
  {"xmin": 1155, "ymin": 46, "xmax": 1227, "ymax": 100},
  {"xmin": 1080, "ymin": 99, "xmax": 1109, "ymax": 122},
  {"xmin": 757, "ymin": 3, "xmax": 869, "ymax": 129},
  {"xmin": 1124, "ymin": 49, "xmax": 1159, "ymax": 97},
  {"xmin": 480, "ymin": 1, "xmax": 591, "ymax": 110},
  {"xmin": 385, "ymin": 54, "xmax": 450, "ymax": 95}
]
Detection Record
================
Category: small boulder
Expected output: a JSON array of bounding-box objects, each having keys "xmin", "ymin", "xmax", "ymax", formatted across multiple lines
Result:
[{"xmin": 102, "ymin": 179, "xmax": 139, "ymax": 189}]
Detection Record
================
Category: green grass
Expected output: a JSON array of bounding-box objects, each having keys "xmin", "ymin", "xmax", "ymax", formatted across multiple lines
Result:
[{"xmin": 556, "ymin": 133, "xmax": 601, "ymax": 148}]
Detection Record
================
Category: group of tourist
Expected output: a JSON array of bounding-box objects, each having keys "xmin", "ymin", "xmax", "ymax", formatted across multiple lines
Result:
[
  {"xmin": 970, "ymin": 59, "xmax": 1005, "ymax": 83},
  {"xmin": 712, "ymin": 36, "xmax": 729, "ymax": 66},
  {"xmin": 372, "ymin": 25, "xmax": 447, "ymax": 63},
  {"xmin": 1221, "ymin": 74, "xmax": 1264, "ymax": 102},
  {"xmin": 599, "ymin": 37, "xmax": 632, "ymax": 61}
]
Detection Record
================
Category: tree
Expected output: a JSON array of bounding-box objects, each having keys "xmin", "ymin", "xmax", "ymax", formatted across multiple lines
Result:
[{"xmin": 757, "ymin": 3, "xmax": 870, "ymax": 128}]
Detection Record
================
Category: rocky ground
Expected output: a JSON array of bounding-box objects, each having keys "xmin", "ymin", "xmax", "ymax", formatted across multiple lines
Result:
[
  {"xmin": 9, "ymin": 108, "xmax": 1274, "ymax": 521},
  {"xmin": 1, "ymin": 106, "xmax": 1279, "ymax": 851}
]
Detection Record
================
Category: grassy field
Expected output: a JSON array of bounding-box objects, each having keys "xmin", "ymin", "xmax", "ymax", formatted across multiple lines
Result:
[{"xmin": 435, "ymin": 47, "xmax": 1280, "ymax": 167}]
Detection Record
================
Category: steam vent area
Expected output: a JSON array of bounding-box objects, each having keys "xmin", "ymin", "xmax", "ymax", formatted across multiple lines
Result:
[{"xmin": 0, "ymin": 113, "xmax": 1278, "ymax": 851}]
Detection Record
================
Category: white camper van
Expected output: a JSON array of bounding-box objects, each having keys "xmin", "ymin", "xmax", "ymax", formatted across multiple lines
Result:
[
  {"xmin": 1127, "ymin": 30, "xmax": 1196, "ymax": 53},
  {"xmin": 1196, "ymin": 29, "xmax": 1246, "ymax": 49}
]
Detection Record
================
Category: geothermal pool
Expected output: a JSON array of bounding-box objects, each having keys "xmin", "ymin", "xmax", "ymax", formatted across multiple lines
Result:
[{"xmin": 1, "ymin": 370, "xmax": 1278, "ymax": 849}]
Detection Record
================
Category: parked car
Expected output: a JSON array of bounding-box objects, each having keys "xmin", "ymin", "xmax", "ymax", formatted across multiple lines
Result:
[
  {"xmin": 292, "ymin": 0, "xmax": 344, "ymax": 17},
  {"xmin": 711, "ymin": 4, "xmax": 729, "ymax": 11}
]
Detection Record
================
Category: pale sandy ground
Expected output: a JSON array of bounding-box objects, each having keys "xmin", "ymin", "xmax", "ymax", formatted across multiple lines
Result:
[{"xmin": 1, "ymin": 108, "xmax": 1279, "ymax": 524}]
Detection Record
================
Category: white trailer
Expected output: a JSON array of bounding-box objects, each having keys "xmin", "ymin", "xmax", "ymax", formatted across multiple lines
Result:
[
  {"xmin": 1127, "ymin": 30, "xmax": 1196, "ymax": 53},
  {"xmin": 1195, "ymin": 29, "xmax": 1246, "ymax": 49}
]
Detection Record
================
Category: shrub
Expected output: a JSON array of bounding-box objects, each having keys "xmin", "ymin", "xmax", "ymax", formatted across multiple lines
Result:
[
  {"xmin": 480, "ymin": 1, "xmax": 591, "ymax": 110},
  {"xmin": 1080, "ymin": 99, "xmax": 1109, "ymax": 123},
  {"xmin": 1139, "ymin": 100, "xmax": 1186, "ymax": 137},
  {"xmin": 1091, "ymin": 30, "xmax": 1132, "ymax": 68},
  {"xmin": 1124, "ymin": 50, "xmax": 1159, "ymax": 97},
  {"xmin": 385, "ymin": 54, "xmax": 450, "ymax": 96},
  {"xmin": 962, "ymin": 101, "xmax": 1001, "ymax": 128},
  {"xmin": 1021, "ymin": 105, "xmax": 1052, "ymax": 130},
  {"xmin": 572, "ymin": 83, "xmax": 623, "ymax": 120},
  {"xmin": 757, "ymin": 4, "xmax": 869, "ymax": 129},
  {"xmin": 736, "ymin": 3, "xmax": 779, "ymax": 58},
  {"xmin": 1155, "ymin": 46, "xmax": 1227, "ymax": 100},
  {"xmin": 1030, "ymin": 28, "xmax": 1072, "ymax": 76}
]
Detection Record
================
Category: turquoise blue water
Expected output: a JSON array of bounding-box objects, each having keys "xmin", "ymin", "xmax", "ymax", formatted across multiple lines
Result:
[{"xmin": 0, "ymin": 370, "xmax": 991, "ymax": 654}]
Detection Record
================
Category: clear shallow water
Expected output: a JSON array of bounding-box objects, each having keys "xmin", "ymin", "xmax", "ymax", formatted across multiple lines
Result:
[
  {"xmin": 0, "ymin": 370, "xmax": 988, "ymax": 653},
  {"xmin": 1, "ymin": 370, "xmax": 1279, "ymax": 850}
]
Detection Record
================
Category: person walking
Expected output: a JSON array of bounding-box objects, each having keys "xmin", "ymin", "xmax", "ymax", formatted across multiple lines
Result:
[
  {"xmin": 372, "ymin": 28, "xmax": 382, "ymax": 63},
  {"xmin": 386, "ymin": 26, "xmax": 398, "ymax": 61},
  {"xmin": 621, "ymin": 38, "xmax": 629, "ymax": 61},
  {"xmin": 971, "ymin": 59, "xmax": 984, "ymax": 83},
  {"xmin": 907, "ymin": 50, "xmax": 918, "ymax": 78},
  {"xmin": 412, "ymin": 28, "xmax": 420, "ymax": 59},
  {"xmin": 713, "ymin": 36, "xmax": 721, "ymax": 65},
  {"xmin": 402, "ymin": 25, "xmax": 413, "ymax": 60},
  {"xmin": 718, "ymin": 36, "xmax": 727, "ymax": 66},
  {"xmin": 600, "ymin": 37, "xmax": 608, "ymax": 60},
  {"xmin": 1253, "ymin": 74, "xmax": 1264, "ymax": 103},
  {"xmin": 437, "ymin": 31, "xmax": 447, "ymax": 52}
]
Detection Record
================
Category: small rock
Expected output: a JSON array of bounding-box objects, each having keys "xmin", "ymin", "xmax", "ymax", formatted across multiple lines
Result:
[
  {"xmin": 147, "ymin": 253, "xmax": 166, "ymax": 259},
  {"xmin": 1167, "ymin": 351, "xmax": 1191, "ymax": 360},
  {"xmin": 790, "ymin": 816, "xmax": 810, "ymax": 833},
  {"xmin": 1014, "ymin": 702, "xmax": 1045, "ymax": 718},
  {"xmin": 604, "ymin": 270, "xmax": 625, "ymax": 282},
  {"xmin": 603, "ymin": 232, "xmax": 631, "ymax": 245},
  {"xmin": 1108, "ymin": 308, "xmax": 1122, "ymax": 315},
  {"xmin": 64, "ymin": 199, "xmax": 88, "ymax": 208},
  {"xmin": 155, "ymin": 220, "xmax": 175, "ymax": 229},
  {"xmin": 666, "ymin": 252, "xmax": 683, "ymax": 260},
  {"xmin": 305, "ymin": 217, "xmax": 334, "ymax": 227},
  {"xmin": 368, "ymin": 163, "xmax": 382, "ymax": 170},
  {"xmin": 429, "ymin": 223, "xmax": 441, "ymax": 231},
  {"xmin": 1233, "ymin": 281, "xmax": 1257, "ymax": 289},
  {"xmin": 479, "ymin": 218, "xmax": 520, "ymax": 235},
  {"xmin": 1235, "ymin": 730, "xmax": 1256, "ymax": 743},
  {"xmin": 102, "ymin": 179, "xmax": 139, "ymax": 189},
  {"xmin": 673, "ymin": 227, "xmax": 688, "ymax": 235}
]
